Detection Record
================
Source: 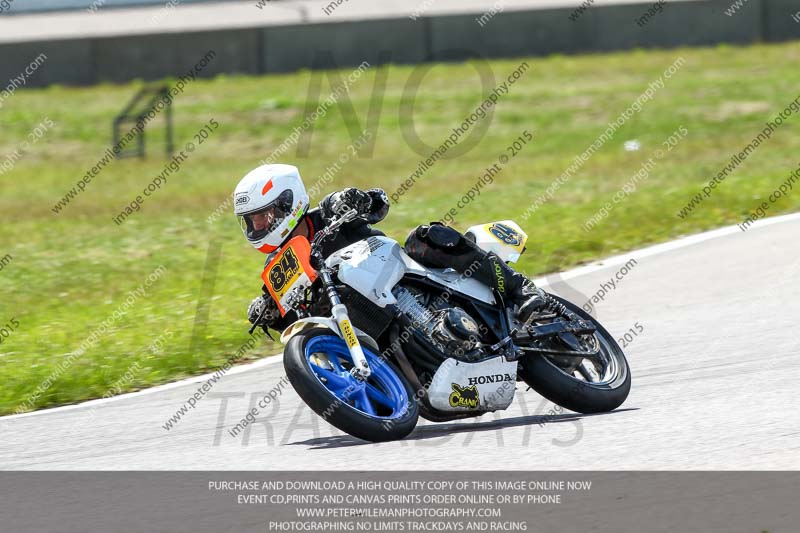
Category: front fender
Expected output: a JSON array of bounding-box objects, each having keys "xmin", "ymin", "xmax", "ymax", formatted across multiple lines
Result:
[
  {"xmin": 280, "ymin": 317, "xmax": 341, "ymax": 344},
  {"xmin": 280, "ymin": 318, "xmax": 379, "ymax": 352}
]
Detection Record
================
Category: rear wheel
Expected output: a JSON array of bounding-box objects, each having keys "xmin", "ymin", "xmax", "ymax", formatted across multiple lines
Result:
[
  {"xmin": 284, "ymin": 328, "xmax": 419, "ymax": 442},
  {"xmin": 518, "ymin": 295, "xmax": 631, "ymax": 413}
]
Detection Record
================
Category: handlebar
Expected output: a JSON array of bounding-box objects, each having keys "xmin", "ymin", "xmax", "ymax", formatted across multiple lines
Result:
[
  {"xmin": 311, "ymin": 209, "xmax": 359, "ymax": 250},
  {"xmin": 309, "ymin": 208, "xmax": 360, "ymax": 269}
]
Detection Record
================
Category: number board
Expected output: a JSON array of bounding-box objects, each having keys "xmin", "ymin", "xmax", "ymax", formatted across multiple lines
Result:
[{"xmin": 262, "ymin": 236, "xmax": 317, "ymax": 316}]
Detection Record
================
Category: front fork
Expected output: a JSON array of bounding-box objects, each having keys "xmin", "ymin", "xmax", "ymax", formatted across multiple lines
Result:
[{"xmin": 319, "ymin": 266, "xmax": 371, "ymax": 378}]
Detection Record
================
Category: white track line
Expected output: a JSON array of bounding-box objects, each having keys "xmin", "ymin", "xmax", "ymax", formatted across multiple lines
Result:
[
  {"xmin": 1, "ymin": 352, "xmax": 284, "ymax": 421},
  {"xmin": 4, "ymin": 211, "xmax": 799, "ymax": 421}
]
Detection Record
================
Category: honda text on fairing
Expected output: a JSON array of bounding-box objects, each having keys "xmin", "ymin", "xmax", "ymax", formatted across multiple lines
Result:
[{"xmin": 236, "ymin": 164, "xmax": 630, "ymax": 442}]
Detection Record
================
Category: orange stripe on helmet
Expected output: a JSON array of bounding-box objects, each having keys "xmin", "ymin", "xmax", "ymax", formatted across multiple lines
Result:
[
  {"xmin": 261, "ymin": 179, "xmax": 274, "ymax": 195},
  {"xmin": 257, "ymin": 243, "xmax": 278, "ymax": 254}
]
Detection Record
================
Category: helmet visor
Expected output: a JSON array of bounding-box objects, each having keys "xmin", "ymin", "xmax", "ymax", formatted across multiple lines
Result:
[{"xmin": 240, "ymin": 189, "xmax": 294, "ymax": 242}]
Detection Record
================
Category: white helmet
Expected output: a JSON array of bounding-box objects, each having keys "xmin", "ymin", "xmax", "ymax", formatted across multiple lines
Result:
[{"xmin": 233, "ymin": 164, "xmax": 310, "ymax": 253}]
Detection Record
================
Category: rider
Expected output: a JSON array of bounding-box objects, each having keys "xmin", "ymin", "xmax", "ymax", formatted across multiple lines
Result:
[{"xmin": 236, "ymin": 164, "xmax": 545, "ymax": 335}]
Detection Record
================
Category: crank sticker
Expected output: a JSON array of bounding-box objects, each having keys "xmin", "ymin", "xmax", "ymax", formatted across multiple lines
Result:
[{"xmin": 449, "ymin": 383, "xmax": 480, "ymax": 409}]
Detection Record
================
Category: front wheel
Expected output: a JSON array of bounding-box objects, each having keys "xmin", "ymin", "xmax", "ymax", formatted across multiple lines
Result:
[
  {"xmin": 518, "ymin": 295, "xmax": 631, "ymax": 414},
  {"xmin": 284, "ymin": 328, "xmax": 419, "ymax": 442}
]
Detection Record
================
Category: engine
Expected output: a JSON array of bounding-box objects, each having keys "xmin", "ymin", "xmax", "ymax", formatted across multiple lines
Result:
[
  {"xmin": 392, "ymin": 285, "xmax": 520, "ymax": 414},
  {"xmin": 393, "ymin": 286, "xmax": 485, "ymax": 361}
]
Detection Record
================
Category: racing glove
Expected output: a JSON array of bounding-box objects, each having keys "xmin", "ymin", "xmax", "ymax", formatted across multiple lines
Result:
[
  {"xmin": 322, "ymin": 187, "xmax": 390, "ymax": 224},
  {"xmin": 327, "ymin": 187, "xmax": 373, "ymax": 218},
  {"xmin": 363, "ymin": 188, "xmax": 390, "ymax": 224}
]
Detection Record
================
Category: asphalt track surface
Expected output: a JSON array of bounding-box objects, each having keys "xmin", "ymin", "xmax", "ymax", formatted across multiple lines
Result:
[{"xmin": 2, "ymin": 214, "xmax": 799, "ymax": 470}]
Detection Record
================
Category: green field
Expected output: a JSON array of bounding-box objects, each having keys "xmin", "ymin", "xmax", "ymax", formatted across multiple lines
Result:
[{"xmin": 2, "ymin": 41, "xmax": 800, "ymax": 415}]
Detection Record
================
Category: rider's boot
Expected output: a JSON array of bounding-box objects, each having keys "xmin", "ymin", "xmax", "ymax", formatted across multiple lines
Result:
[
  {"xmin": 475, "ymin": 253, "xmax": 547, "ymax": 323},
  {"xmin": 512, "ymin": 279, "xmax": 548, "ymax": 324}
]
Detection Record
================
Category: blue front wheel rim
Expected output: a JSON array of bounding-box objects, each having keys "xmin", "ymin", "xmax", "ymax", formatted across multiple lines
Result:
[{"xmin": 304, "ymin": 334, "xmax": 409, "ymax": 420}]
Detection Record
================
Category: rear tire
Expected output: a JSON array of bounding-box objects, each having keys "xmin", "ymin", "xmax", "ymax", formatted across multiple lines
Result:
[
  {"xmin": 518, "ymin": 296, "xmax": 631, "ymax": 414},
  {"xmin": 284, "ymin": 328, "xmax": 419, "ymax": 442}
]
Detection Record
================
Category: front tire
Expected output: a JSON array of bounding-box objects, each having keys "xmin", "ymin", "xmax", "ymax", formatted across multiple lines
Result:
[
  {"xmin": 284, "ymin": 328, "xmax": 419, "ymax": 442},
  {"xmin": 518, "ymin": 296, "xmax": 631, "ymax": 414}
]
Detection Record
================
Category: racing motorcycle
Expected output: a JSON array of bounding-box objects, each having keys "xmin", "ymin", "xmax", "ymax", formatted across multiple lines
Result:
[{"xmin": 251, "ymin": 210, "xmax": 631, "ymax": 442}]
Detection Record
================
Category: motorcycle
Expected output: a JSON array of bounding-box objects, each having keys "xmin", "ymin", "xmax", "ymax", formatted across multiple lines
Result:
[{"xmin": 250, "ymin": 210, "xmax": 631, "ymax": 442}]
